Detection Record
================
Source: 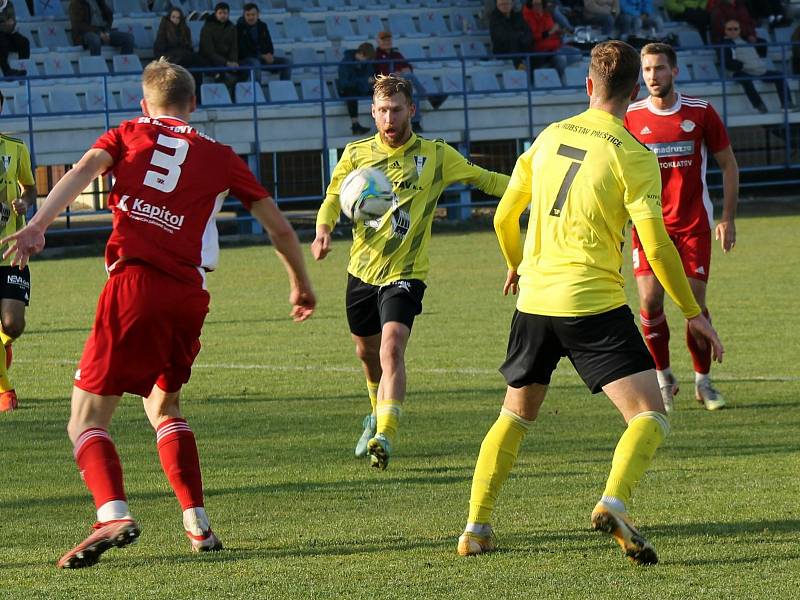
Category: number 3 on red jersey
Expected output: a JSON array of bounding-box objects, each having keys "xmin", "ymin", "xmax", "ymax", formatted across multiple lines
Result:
[{"xmin": 143, "ymin": 134, "xmax": 189, "ymax": 193}]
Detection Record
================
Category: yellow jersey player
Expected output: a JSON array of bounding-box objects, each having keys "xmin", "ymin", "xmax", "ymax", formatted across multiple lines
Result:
[
  {"xmin": 312, "ymin": 74, "xmax": 510, "ymax": 470},
  {"xmin": 0, "ymin": 90, "xmax": 36, "ymax": 412},
  {"xmin": 457, "ymin": 41, "xmax": 723, "ymax": 565}
]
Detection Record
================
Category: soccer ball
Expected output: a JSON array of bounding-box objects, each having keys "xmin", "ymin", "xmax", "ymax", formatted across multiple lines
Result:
[{"xmin": 338, "ymin": 167, "xmax": 394, "ymax": 221}]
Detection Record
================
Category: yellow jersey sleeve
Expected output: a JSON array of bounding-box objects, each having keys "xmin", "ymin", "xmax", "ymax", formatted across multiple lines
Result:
[
  {"xmin": 17, "ymin": 143, "xmax": 34, "ymax": 187},
  {"xmin": 316, "ymin": 147, "xmax": 354, "ymax": 231},
  {"xmin": 635, "ymin": 218, "xmax": 702, "ymax": 319},
  {"xmin": 494, "ymin": 146, "xmax": 535, "ymax": 269},
  {"xmin": 622, "ymin": 148, "xmax": 664, "ymax": 223},
  {"xmin": 442, "ymin": 144, "xmax": 510, "ymax": 197}
]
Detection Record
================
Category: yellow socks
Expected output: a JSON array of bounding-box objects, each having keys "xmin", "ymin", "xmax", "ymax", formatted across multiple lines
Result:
[
  {"xmin": 467, "ymin": 407, "xmax": 531, "ymax": 525},
  {"xmin": 602, "ymin": 411, "xmax": 670, "ymax": 507},
  {"xmin": 376, "ymin": 399, "xmax": 401, "ymax": 443},
  {"xmin": 0, "ymin": 346, "xmax": 11, "ymax": 392},
  {"xmin": 367, "ymin": 380, "xmax": 379, "ymax": 415}
]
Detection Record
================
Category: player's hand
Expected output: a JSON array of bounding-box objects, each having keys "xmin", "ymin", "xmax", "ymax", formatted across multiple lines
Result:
[
  {"xmin": 503, "ymin": 268, "xmax": 519, "ymax": 296},
  {"xmin": 687, "ymin": 313, "xmax": 724, "ymax": 363},
  {"xmin": 12, "ymin": 199, "xmax": 27, "ymax": 215},
  {"xmin": 311, "ymin": 230, "xmax": 331, "ymax": 260},
  {"xmin": 289, "ymin": 284, "xmax": 316, "ymax": 322},
  {"xmin": 715, "ymin": 219, "xmax": 736, "ymax": 253},
  {"xmin": 1, "ymin": 224, "xmax": 45, "ymax": 269}
]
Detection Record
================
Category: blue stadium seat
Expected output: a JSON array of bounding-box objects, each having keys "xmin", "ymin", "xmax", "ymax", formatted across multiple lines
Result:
[
  {"xmin": 691, "ymin": 60, "xmax": 719, "ymax": 82},
  {"xmin": 284, "ymin": 16, "xmax": 324, "ymax": 42},
  {"xmin": 471, "ymin": 71, "xmax": 500, "ymax": 93},
  {"xmin": 268, "ymin": 80, "xmax": 299, "ymax": 103},
  {"xmin": 11, "ymin": 58, "xmax": 40, "ymax": 78},
  {"xmin": 14, "ymin": 0, "xmax": 33, "ymax": 20},
  {"xmin": 113, "ymin": 54, "xmax": 144, "ymax": 75},
  {"xmin": 396, "ymin": 43, "xmax": 426, "ymax": 63},
  {"xmin": 388, "ymin": 14, "xmax": 420, "ymax": 38},
  {"xmin": 200, "ymin": 83, "xmax": 232, "ymax": 106},
  {"xmin": 414, "ymin": 73, "xmax": 438, "ymax": 96},
  {"xmin": 533, "ymin": 67, "xmax": 562, "ymax": 90},
  {"xmin": 356, "ymin": 14, "xmax": 384, "ymax": 38},
  {"xmin": 459, "ymin": 40, "xmax": 487, "ymax": 59},
  {"xmin": 44, "ymin": 54, "xmax": 76, "ymax": 77},
  {"xmin": 325, "ymin": 15, "xmax": 358, "ymax": 41},
  {"xmin": 292, "ymin": 47, "xmax": 321, "ymax": 72},
  {"xmin": 563, "ymin": 65, "xmax": 585, "ymax": 88},
  {"xmin": 118, "ymin": 83, "xmax": 143, "ymax": 109},
  {"xmin": 439, "ymin": 70, "xmax": 464, "ymax": 93},
  {"xmin": 300, "ymin": 78, "xmax": 332, "ymax": 100},
  {"xmin": 113, "ymin": 0, "xmax": 145, "ymax": 15},
  {"xmin": 502, "ymin": 69, "xmax": 528, "ymax": 91},
  {"xmin": 418, "ymin": 12, "xmax": 450, "ymax": 36},
  {"xmin": 38, "ymin": 23, "xmax": 71, "ymax": 50},
  {"xmin": 78, "ymin": 56, "xmax": 110, "ymax": 76},
  {"xmin": 49, "ymin": 89, "xmax": 82, "ymax": 113},
  {"xmin": 14, "ymin": 90, "xmax": 47, "ymax": 115},
  {"xmin": 451, "ymin": 9, "xmax": 484, "ymax": 34},
  {"xmin": 324, "ymin": 45, "xmax": 346, "ymax": 66},
  {"xmin": 85, "ymin": 87, "xmax": 118, "ymax": 111},
  {"xmin": 428, "ymin": 39, "xmax": 458, "ymax": 62},
  {"xmin": 676, "ymin": 29, "xmax": 704, "ymax": 49},
  {"xmin": 235, "ymin": 81, "xmax": 267, "ymax": 104}
]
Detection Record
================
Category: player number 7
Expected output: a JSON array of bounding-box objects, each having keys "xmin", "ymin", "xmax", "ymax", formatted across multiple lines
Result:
[{"xmin": 550, "ymin": 144, "xmax": 587, "ymax": 217}]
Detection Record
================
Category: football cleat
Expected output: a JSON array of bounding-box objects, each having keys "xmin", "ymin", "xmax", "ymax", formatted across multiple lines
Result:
[
  {"xmin": 457, "ymin": 529, "xmax": 496, "ymax": 557},
  {"xmin": 5, "ymin": 344, "xmax": 12, "ymax": 369},
  {"xmin": 0, "ymin": 389, "xmax": 17, "ymax": 412},
  {"xmin": 658, "ymin": 373, "xmax": 678, "ymax": 414},
  {"xmin": 367, "ymin": 433, "xmax": 392, "ymax": 470},
  {"xmin": 186, "ymin": 529, "xmax": 223, "ymax": 553},
  {"xmin": 695, "ymin": 379, "xmax": 726, "ymax": 411},
  {"xmin": 57, "ymin": 519, "xmax": 140, "ymax": 569},
  {"xmin": 591, "ymin": 501, "xmax": 657, "ymax": 566},
  {"xmin": 355, "ymin": 413, "xmax": 377, "ymax": 458}
]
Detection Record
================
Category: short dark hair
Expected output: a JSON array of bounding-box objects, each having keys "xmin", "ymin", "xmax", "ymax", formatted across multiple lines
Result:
[
  {"xmin": 641, "ymin": 42, "xmax": 677, "ymax": 69},
  {"xmin": 373, "ymin": 74, "xmax": 413, "ymax": 104},
  {"xmin": 213, "ymin": 2, "xmax": 230, "ymax": 11},
  {"xmin": 589, "ymin": 40, "xmax": 640, "ymax": 101},
  {"xmin": 242, "ymin": 2, "xmax": 259, "ymax": 12},
  {"xmin": 357, "ymin": 42, "xmax": 375, "ymax": 59}
]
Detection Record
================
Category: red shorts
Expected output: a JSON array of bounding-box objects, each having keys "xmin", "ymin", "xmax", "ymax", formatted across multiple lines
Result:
[
  {"xmin": 75, "ymin": 261, "xmax": 210, "ymax": 397},
  {"xmin": 631, "ymin": 228, "xmax": 711, "ymax": 283}
]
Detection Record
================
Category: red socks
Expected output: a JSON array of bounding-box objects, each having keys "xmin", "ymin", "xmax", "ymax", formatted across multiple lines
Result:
[
  {"xmin": 156, "ymin": 418, "xmax": 205, "ymax": 510},
  {"xmin": 687, "ymin": 308, "xmax": 712, "ymax": 375},
  {"xmin": 74, "ymin": 428, "xmax": 127, "ymax": 509},
  {"xmin": 640, "ymin": 308, "xmax": 670, "ymax": 371}
]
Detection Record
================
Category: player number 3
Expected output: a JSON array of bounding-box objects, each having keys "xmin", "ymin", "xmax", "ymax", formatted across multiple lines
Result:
[{"xmin": 143, "ymin": 134, "xmax": 189, "ymax": 193}]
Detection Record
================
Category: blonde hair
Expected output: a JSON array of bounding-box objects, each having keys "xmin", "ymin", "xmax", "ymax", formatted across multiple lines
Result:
[
  {"xmin": 142, "ymin": 57, "xmax": 195, "ymax": 110},
  {"xmin": 589, "ymin": 40, "xmax": 640, "ymax": 101},
  {"xmin": 373, "ymin": 74, "xmax": 413, "ymax": 104}
]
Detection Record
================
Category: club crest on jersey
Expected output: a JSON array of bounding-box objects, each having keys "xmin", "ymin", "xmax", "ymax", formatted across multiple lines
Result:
[
  {"xmin": 680, "ymin": 119, "xmax": 696, "ymax": 132},
  {"xmin": 414, "ymin": 155, "xmax": 427, "ymax": 177},
  {"xmin": 640, "ymin": 126, "xmax": 652, "ymax": 135}
]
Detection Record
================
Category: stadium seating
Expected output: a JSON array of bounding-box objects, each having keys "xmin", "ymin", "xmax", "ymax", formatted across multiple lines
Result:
[
  {"xmin": 78, "ymin": 56, "xmax": 110, "ymax": 77},
  {"xmin": 471, "ymin": 72, "xmax": 500, "ymax": 93},
  {"xmin": 235, "ymin": 81, "xmax": 267, "ymax": 104},
  {"xmin": 533, "ymin": 68, "xmax": 562, "ymax": 91},
  {"xmin": 501, "ymin": 69, "xmax": 528, "ymax": 91},
  {"xmin": 44, "ymin": 55, "xmax": 76, "ymax": 78},
  {"xmin": 388, "ymin": 14, "xmax": 420, "ymax": 38},
  {"xmin": 117, "ymin": 83, "xmax": 144, "ymax": 110},
  {"xmin": 113, "ymin": 54, "xmax": 144, "ymax": 75},
  {"xmin": 85, "ymin": 87, "xmax": 118, "ymax": 111},
  {"xmin": 268, "ymin": 80, "xmax": 299, "ymax": 103},
  {"xmin": 325, "ymin": 16, "xmax": 359, "ymax": 41},
  {"xmin": 49, "ymin": 89, "xmax": 82, "ymax": 113},
  {"xmin": 38, "ymin": 23, "xmax": 72, "ymax": 50},
  {"xmin": 14, "ymin": 89, "xmax": 47, "ymax": 115},
  {"xmin": 300, "ymin": 78, "xmax": 332, "ymax": 100},
  {"xmin": 200, "ymin": 83, "xmax": 233, "ymax": 106},
  {"xmin": 418, "ymin": 12, "xmax": 451, "ymax": 37},
  {"xmin": 356, "ymin": 14, "xmax": 383, "ymax": 37}
]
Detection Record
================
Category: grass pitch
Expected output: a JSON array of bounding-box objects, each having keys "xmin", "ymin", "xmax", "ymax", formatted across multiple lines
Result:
[{"xmin": 0, "ymin": 208, "xmax": 798, "ymax": 599}]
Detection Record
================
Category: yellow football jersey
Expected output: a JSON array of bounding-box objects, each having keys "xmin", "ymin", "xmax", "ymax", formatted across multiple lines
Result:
[
  {"xmin": 0, "ymin": 135, "xmax": 34, "ymax": 267},
  {"xmin": 495, "ymin": 108, "xmax": 663, "ymax": 316},
  {"xmin": 317, "ymin": 133, "xmax": 509, "ymax": 286}
]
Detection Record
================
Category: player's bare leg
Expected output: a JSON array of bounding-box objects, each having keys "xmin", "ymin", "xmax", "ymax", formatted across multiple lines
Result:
[
  {"xmin": 352, "ymin": 333, "xmax": 381, "ymax": 457},
  {"xmin": 686, "ymin": 278, "xmax": 724, "ymax": 410},
  {"xmin": 367, "ymin": 321, "xmax": 410, "ymax": 470},
  {"xmin": 592, "ymin": 371, "xmax": 668, "ymax": 566},
  {"xmin": 58, "ymin": 388, "xmax": 140, "ymax": 568},
  {"xmin": 637, "ymin": 274, "xmax": 678, "ymax": 412},
  {"xmin": 143, "ymin": 385, "xmax": 222, "ymax": 552},
  {"xmin": 0, "ymin": 298, "xmax": 25, "ymax": 412}
]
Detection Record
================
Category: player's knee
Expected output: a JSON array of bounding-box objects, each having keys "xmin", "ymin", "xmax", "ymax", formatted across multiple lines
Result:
[
  {"xmin": 639, "ymin": 295, "xmax": 664, "ymax": 315},
  {"xmin": 354, "ymin": 342, "xmax": 378, "ymax": 364},
  {"xmin": 0, "ymin": 316, "xmax": 24, "ymax": 339},
  {"xmin": 379, "ymin": 341, "xmax": 404, "ymax": 370}
]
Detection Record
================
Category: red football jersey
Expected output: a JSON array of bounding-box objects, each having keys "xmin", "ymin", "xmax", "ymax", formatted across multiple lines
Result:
[
  {"xmin": 93, "ymin": 116, "xmax": 269, "ymax": 286},
  {"xmin": 624, "ymin": 93, "xmax": 730, "ymax": 235}
]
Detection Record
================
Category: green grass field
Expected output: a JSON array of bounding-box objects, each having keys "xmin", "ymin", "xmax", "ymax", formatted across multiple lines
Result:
[{"xmin": 1, "ymin": 208, "xmax": 798, "ymax": 598}]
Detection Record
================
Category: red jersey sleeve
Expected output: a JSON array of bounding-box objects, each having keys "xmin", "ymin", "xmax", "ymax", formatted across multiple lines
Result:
[
  {"xmin": 227, "ymin": 149, "xmax": 270, "ymax": 210},
  {"xmin": 92, "ymin": 125, "xmax": 126, "ymax": 167},
  {"xmin": 704, "ymin": 104, "xmax": 730, "ymax": 155}
]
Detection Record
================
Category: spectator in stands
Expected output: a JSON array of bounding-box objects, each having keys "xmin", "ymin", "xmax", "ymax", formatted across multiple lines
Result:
[
  {"xmin": 200, "ymin": 2, "xmax": 239, "ymax": 86},
  {"xmin": 791, "ymin": 24, "xmax": 800, "ymax": 75},
  {"xmin": 489, "ymin": 0, "xmax": 534, "ymax": 69},
  {"xmin": 546, "ymin": 1, "xmax": 577, "ymax": 33},
  {"xmin": 374, "ymin": 31, "xmax": 445, "ymax": 131},
  {"xmin": 0, "ymin": 0, "xmax": 29, "ymax": 77},
  {"xmin": 664, "ymin": 0, "xmax": 710, "ymax": 44},
  {"xmin": 709, "ymin": 0, "xmax": 758, "ymax": 45},
  {"xmin": 523, "ymin": 0, "xmax": 582, "ymax": 80},
  {"xmin": 721, "ymin": 18, "xmax": 795, "ymax": 113},
  {"xmin": 154, "ymin": 7, "xmax": 207, "ymax": 99},
  {"xmin": 337, "ymin": 42, "xmax": 375, "ymax": 136},
  {"xmin": 236, "ymin": 3, "xmax": 291, "ymax": 82},
  {"xmin": 68, "ymin": 0, "xmax": 135, "ymax": 56},
  {"xmin": 616, "ymin": 0, "xmax": 663, "ymax": 38},
  {"xmin": 744, "ymin": 0, "xmax": 788, "ymax": 29},
  {"xmin": 583, "ymin": 0, "xmax": 618, "ymax": 37}
]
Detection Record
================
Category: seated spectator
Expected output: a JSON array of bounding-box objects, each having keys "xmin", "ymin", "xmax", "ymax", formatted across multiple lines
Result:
[
  {"xmin": 583, "ymin": 0, "xmax": 618, "ymax": 37},
  {"xmin": 374, "ymin": 31, "xmax": 445, "ymax": 132},
  {"xmin": 721, "ymin": 19, "xmax": 794, "ymax": 113},
  {"xmin": 0, "ymin": 0, "xmax": 28, "ymax": 77},
  {"xmin": 236, "ymin": 3, "xmax": 291, "ymax": 82},
  {"xmin": 523, "ymin": 0, "xmax": 582, "ymax": 80},
  {"xmin": 546, "ymin": 1, "xmax": 577, "ymax": 33},
  {"xmin": 68, "ymin": 0, "xmax": 135, "ymax": 56},
  {"xmin": 154, "ymin": 7, "xmax": 207, "ymax": 97},
  {"xmin": 337, "ymin": 42, "xmax": 375, "ymax": 136},
  {"xmin": 664, "ymin": 0, "xmax": 710, "ymax": 44},
  {"xmin": 616, "ymin": 0, "xmax": 663, "ymax": 37},
  {"xmin": 200, "ymin": 2, "xmax": 240, "ymax": 86},
  {"xmin": 710, "ymin": 0, "xmax": 758, "ymax": 45},
  {"xmin": 489, "ymin": 0, "xmax": 534, "ymax": 69}
]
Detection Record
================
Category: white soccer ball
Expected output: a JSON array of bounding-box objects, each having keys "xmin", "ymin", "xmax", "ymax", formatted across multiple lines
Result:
[{"xmin": 338, "ymin": 167, "xmax": 394, "ymax": 222}]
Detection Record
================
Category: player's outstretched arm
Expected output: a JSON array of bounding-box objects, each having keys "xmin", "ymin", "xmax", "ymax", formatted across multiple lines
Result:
[
  {"xmin": 714, "ymin": 145, "xmax": 739, "ymax": 253},
  {"xmin": 249, "ymin": 197, "xmax": 316, "ymax": 322},
  {"xmin": 1, "ymin": 149, "xmax": 112, "ymax": 269}
]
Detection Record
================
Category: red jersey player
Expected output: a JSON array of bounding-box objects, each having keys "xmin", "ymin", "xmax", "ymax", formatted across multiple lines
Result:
[
  {"xmin": 2, "ymin": 59, "xmax": 316, "ymax": 568},
  {"xmin": 624, "ymin": 43, "xmax": 739, "ymax": 413}
]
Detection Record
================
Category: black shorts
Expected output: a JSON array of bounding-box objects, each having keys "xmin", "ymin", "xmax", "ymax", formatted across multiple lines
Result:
[
  {"xmin": 499, "ymin": 305, "xmax": 654, "ymax": 394},
  {"xmin": 346, "ymin": 274, "xmax": 426, "ymax": 337},
  {"xmin": 0, "ymin": 265, "xmax": 31, "ymax": 306}
]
